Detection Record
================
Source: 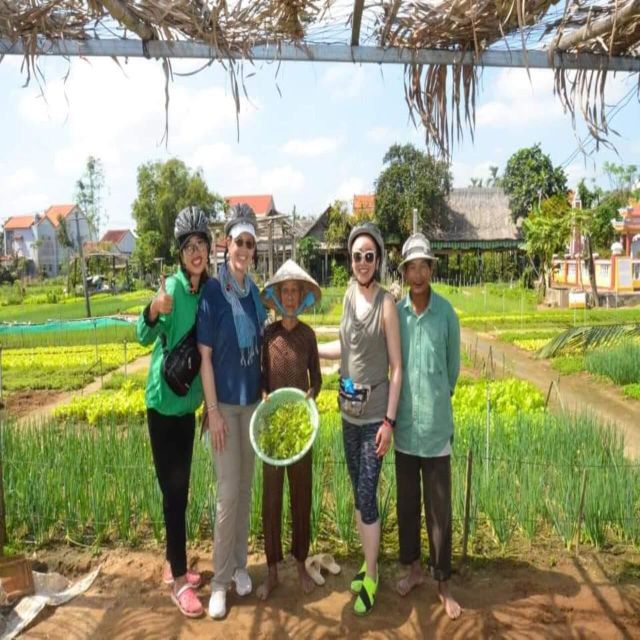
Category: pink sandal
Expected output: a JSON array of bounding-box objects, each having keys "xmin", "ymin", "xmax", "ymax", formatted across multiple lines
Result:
[
  {"xmin": 163, "ymin": 565, "xmax": 202, "ymax": 588},
  {"xmin": 171, "ymin": 583, "xmax": 204, "ymax": 618}
]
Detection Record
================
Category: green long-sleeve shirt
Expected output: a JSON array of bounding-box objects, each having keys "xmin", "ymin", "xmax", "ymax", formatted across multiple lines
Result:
[
  {"xmin": 395, "ymin": 289, "xmax": 460, "ymax": 457},
  {"xmin": 136, "ymin": 268, "xmax": 203, "ymax": 416}
]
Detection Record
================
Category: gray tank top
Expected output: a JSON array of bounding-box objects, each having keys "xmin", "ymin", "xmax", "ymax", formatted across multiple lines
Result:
[{"xmin": 339, "ymin": 282, "xmax": 389, "ymax": 424}]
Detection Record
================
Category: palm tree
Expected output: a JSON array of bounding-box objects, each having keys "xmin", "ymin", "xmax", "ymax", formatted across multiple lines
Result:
[
  {"xmin": 538, "ymin": 324, "xmax": 640, "ymax": 358},
  {"xmin": 488, "ymin": 165, "xmax": 501, "ymax": 187}
]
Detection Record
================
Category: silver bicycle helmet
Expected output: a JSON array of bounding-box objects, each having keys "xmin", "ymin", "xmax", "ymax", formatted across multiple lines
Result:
[{"xmin": 174, "ymin": 206, "xmax": 212, "ymax": 249}]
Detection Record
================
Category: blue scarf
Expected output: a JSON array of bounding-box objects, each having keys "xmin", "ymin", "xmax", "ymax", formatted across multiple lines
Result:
[{"xmin": 218, "ymin": 263, "xmax": 267, "ymax": 367}]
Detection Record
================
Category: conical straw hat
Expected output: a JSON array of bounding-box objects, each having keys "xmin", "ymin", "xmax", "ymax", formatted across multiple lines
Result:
[{"xmin": 261, "ymin": 259, "xmax": 321, "ymax": 313}]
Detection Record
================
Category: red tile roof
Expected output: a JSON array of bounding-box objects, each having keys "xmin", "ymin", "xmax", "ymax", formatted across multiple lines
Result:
[
  {"xmin": 101, "ymin": 229, "xmax": 130, "ymax": 243},
  {"xmin": 4, "ymin": 215, "xmax": 36, "ymax": 230},
  {"xmin": 44, "ymin": 204, "xmax": 77, "ymax": 227},
  {"xmin": 353, "ymin": 194, "xmax": 375, "ymax": 218},
  {"xmin": 225, "ymin": 195, "xmax": 276, "ymax": 217}
]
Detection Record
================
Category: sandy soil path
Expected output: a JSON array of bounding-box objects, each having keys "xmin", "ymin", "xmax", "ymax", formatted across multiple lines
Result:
[{"xmin": 18, "ymin": 545, "xmax": 640, "ymax": 639}]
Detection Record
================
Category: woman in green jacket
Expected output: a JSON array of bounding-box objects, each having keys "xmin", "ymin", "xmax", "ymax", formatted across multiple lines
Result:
[{"xmin": 136, "ymin": 206, "xmax": 211, "ymax": 618}]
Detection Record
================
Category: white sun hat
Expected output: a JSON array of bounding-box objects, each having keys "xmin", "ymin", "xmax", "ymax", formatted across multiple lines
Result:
[{"xmin": 398, "ymin": 232, "xmax": 438, "ymax": 273}]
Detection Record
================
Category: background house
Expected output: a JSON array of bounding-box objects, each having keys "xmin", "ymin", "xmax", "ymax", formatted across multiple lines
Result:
[
  {"xmin": 301, "ymin": 188, "xmax": 525, "ymax": 284},
  {"xmin": 2, "ymin": 204, "xmax": 94, "ymax": 276},
  {"xmin": 100, "ymin": 229, "xmax": 137, "ymax": 256}
]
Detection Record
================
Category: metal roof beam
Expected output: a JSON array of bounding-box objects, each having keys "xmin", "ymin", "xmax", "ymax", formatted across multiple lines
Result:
[{"xmin": 2, "ymin": 38, "xmax": 640, "ymax": 72}]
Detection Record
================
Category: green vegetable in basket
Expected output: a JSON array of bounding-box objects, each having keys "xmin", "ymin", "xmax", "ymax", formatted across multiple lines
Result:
[{"xmin": 258, "ymin": 401, "xmax": 313, "ymax": 460}]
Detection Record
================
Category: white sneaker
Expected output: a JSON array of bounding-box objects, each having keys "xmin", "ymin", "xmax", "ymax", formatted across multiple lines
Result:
[
  {"xmin": 208, "ymin": 589, "xmax": 226, "ymax": 619},
  {"xmin": 232, "ymin": 568, "xmax": 252, "ymax": 596}
]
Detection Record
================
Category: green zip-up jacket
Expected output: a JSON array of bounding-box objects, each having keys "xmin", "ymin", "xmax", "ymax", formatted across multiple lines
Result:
[{"xmin": 136, "ymin": 268, "xmax": 204, "ymax": 416}]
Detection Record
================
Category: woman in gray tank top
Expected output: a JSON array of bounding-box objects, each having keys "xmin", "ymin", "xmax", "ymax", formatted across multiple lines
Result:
[{"xmin": 318, "ymin": 222, "xmax": 401, "ymax": 615}]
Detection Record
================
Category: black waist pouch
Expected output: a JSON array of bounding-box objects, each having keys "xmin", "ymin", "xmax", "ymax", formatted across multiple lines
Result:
[{"xmin": 161, "ymin": 326, "xmax": 201, "ymax": 397}]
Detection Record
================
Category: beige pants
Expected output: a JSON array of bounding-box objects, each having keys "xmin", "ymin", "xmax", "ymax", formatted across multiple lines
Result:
[{"xmin": 210, "ymin": 402, "xmax": 257, "ymax": 590}]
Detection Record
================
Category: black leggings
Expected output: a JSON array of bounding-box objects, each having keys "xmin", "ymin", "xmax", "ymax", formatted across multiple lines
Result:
[{"xmin": 147, "ymin": 408, "xmax": 196, "ymax": 578}]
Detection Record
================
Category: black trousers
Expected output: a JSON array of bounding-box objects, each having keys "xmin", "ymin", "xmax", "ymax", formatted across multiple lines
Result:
[
  {"xmin": 395, "ymin": 450, "xmax": 452, "ymax": 582},
  {"xmin": 147, "ymin": 408, "xmax": 196, "ymax": 578}
]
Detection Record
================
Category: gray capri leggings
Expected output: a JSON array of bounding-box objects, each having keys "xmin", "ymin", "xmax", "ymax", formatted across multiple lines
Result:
[{"xmin": 342, "ymin": 418, "xmax": 383, "ymax": 525}]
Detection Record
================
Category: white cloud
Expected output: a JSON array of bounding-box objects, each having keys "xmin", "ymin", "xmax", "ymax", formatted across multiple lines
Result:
[
  {"xmin": 476, "ymin": 68, "xmax": 564, "ymax": 128},
  {"xmin": 335, "ymin": 177, "xmax": 366, "ymax": 205},
  {"xmin": 366, "ymin": 126, "xmax": 395, "ymax": 144},
  {"xmin": 0, "ymin": 167, "xmax": 37, "ymax": 193},
  {"xmin": 260, "ymin": 166, "xmax": 305, "ymax": 192},
  {"xmin": 17, "ymin": 59, "xmax": 258, "ymax": 179},
  {"xmin": 189, "ymin": 143, "xmax": 257, "ymax": 177},
  {"xmin": 282, "ymin": 136, "xmax": 340, "ymax": 156},
  {"xmin": 320, "ymin": 64, "xmax": 368, "ymax": 101}
]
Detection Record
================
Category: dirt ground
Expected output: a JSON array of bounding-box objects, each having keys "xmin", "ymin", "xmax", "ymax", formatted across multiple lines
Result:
[{"xmin": 16, "ymin": 543, "xmax": 640, "ymax": 639}]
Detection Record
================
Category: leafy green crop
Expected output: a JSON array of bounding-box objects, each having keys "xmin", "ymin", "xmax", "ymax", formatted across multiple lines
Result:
[{"xmin": 258, "ymin": 401, "xmax": 313, "ymax": 460}]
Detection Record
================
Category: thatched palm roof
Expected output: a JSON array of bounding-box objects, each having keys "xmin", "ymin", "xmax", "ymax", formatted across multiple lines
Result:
[
  {"xmin": 432, "ymin": 187, "xmax": 523, "ymax": 249},
  {"xmin": 1, "ymin": 2, "xmax": 639, "ymax": 154}
]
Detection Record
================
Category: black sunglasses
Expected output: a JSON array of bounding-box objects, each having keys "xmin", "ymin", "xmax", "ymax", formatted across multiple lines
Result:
[
  {"xmin": 352, "ymin": 250, "xmax": 376, "ymax": 264},
  {"xmin": 234, "ymin": 237, "xmax": 255, "ymax": 250}
]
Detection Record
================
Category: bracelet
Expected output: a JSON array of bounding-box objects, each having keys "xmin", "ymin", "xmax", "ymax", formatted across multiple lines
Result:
[
  {"xmin": 383, "ymin": 416, "xmax": 396, "ymax": 429},
  {"xmin": 207, "ymin": 402, "xmax": 219, "ymax": 412}
]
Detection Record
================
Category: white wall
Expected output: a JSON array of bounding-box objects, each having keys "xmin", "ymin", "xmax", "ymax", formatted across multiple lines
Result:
[
  {"xmin": 35, "ymin": 217, "xmax": 58, "ymax": 275},
  {"xmin": 117, "ymin": 232, "xmax": 136, "ymax": 256}
]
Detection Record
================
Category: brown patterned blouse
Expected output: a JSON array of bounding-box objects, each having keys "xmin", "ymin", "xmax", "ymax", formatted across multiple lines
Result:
[{"xmin": 261, "ymin": 320, "xmax": 322, "ymax": 398}]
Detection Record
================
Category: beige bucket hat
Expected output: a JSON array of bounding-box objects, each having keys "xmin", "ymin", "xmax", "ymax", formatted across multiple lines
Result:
[
  {"xmin": 398, "ymin": 232, "xmax": 438, "ymax": 273},
  {"xmin": 261, "ymin": 259, "xmax": 322, "ymax": 314}
]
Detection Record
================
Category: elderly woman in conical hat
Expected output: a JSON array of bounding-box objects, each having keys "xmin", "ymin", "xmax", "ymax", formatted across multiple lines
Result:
[{"xmin": 256, "ymin": 259, "xmax": 323, "ymax": 601}]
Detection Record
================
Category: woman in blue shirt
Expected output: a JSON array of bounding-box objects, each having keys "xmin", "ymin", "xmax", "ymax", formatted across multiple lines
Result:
[{"xmin": 197, "ymin": 203, "xmax": 267, "ymax": 620}]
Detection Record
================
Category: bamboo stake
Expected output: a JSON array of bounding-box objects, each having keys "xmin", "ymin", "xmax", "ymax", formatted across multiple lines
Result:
[
  {"xmin": 461, "ymin": 448, "xmax": 473, "ymax": 561},
  {"xmin": 575, "ymin": 469, "xmax": 588, "ymax": 554}
]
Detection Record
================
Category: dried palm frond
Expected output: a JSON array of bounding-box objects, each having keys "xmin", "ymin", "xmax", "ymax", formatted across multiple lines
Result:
[
  {"xmin": 375, "ymin": 0, "xmax": 562, "ymax": 156},
  {"xmin": 538, "ymin": 323, "xmax": 640, "ymax": 358}
]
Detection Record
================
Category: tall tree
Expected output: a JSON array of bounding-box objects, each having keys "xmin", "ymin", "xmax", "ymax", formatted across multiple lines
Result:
[
  {"xmin": 586, "ymin": 192, "xmax": 625, "ymax": 252},
  {"xmin": 131, "ymin": 158, "xmax": 223, "ymax": 265},
  {"xmin": 523, "ymin": 195, "xmax": 573, "ymax": 294},
  {"xmin": 374, "ymin": 143, "xmax": 451, "ymax": 236},
  {"xmin": 602, "ymin": 162, "xmax": 639, "ymax": 194},
  {"xmin": 75, "ymin": 156, "xmax": 105, "ymax": 238},
  {"xmin": 502, "ymin": 144, "xmax": 567, "ymax": 221},
  {"xmin": 324, "ymin": 200, "xmax": 352, "ymax": 257}
]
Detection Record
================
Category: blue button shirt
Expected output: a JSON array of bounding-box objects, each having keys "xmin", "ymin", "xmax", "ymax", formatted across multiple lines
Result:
[
  {"xmin": 197, "ymin": 277, "xmax": 262, "ymax": 406},
  {"xmin": 395, "ymin": 289, "xmax": 460, "ymax": 457}
]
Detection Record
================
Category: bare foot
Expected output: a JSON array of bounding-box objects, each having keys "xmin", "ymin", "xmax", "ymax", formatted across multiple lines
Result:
[
  {"xmin": 297, "ymin": 561, "xmax": 315, "ymax": 594},
  {"xmin": 438, "ymin": 580, "xmax": 461, "ymax": 619},
  {"xmin": 396, "ymin": 560, "xmax": 425, "ymax": 596},
  {"xmin": 256, "ymin": 566, "xmax": 279, "ymax": 601}
]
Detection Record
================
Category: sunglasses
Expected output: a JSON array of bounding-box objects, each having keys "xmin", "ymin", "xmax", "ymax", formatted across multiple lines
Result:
[
  {"xmin": 182, "ymin": 239, "xmax": 208, "ymax": 255},
  {"xmin": 233, "ymin": 237, "xmax": 255, "ymax": 250},
  {"xmin": 352, "ymin": 250, "xmax": 376, "ymax": 264}
]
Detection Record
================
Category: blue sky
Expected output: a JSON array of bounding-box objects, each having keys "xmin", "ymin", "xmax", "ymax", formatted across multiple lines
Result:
[{"xmin": 1, "ymin": 53, "xmax": 639, "ymax": 234}]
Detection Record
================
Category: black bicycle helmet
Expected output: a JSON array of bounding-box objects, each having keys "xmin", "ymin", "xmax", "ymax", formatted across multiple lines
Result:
[{"xmin": 174, "ymin": 206, "xmax": 212, "ymax": 249}]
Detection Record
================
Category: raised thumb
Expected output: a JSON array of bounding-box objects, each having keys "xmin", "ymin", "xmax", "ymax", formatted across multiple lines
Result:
[{"xmin": 159, "ymin": 275, "xmax": 167, "ymax": 293}]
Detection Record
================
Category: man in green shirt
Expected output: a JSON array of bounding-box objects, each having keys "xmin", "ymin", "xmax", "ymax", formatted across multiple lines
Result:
[{"xmin": 394, "ymin": 233, "xmax": 461, "ymax": 620}]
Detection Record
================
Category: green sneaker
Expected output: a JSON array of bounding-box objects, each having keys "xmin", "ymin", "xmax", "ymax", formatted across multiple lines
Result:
[
  {"xmin": 354, "ymin": 574, "xmax": 378, "ymax": 616},
  {"xmin": 350, "ymin": 561, "xmax": 367, "ymax": 594}
]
